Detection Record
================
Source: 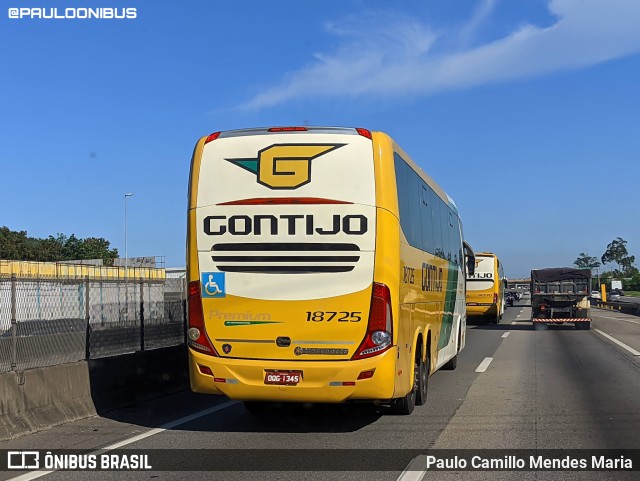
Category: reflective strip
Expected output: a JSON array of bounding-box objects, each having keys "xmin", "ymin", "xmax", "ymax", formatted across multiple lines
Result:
[{"xmin": 532, "ymin": 318, "xmax": 590, "ymax": 322}]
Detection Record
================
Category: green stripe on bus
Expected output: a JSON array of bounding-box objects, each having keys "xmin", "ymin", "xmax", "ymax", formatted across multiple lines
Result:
[{"xmin": 438, "ymin": 263, "xmax": 458, "ymax": 349}]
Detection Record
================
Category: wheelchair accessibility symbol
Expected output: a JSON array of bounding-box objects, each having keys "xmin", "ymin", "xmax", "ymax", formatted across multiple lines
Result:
[{"xmin": 202, "ymin": 272, "xmax": 226, "ymax": 298}]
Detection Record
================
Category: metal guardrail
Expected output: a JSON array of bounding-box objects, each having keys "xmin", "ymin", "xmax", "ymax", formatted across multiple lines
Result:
[
  {"xmin": 590, "ymin": 298, "xmax": 640, "ymax": 317},
  {"xmin": 0, "ymin": 274, "xmax": 187, "ymax": 373}
]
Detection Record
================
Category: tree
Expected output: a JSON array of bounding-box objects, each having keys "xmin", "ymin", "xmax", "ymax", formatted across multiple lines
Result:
[
  {"xmin": 574, "ymin": 253, "xmax": 601, "ymax": 269},
  {"xmin": 0, "ymin": 226, "xmax": 119, "ymax": 264},
  {"xmin": 0, "ymin": 227, "xmax": 32, "ymax": 260},
  {"xmin": 78, "ymin": 237, "xmax": 119, "ymax": 265},
  {"xmin": 601, "ymin": 237, "xmax": 636, "ymax": 275}
]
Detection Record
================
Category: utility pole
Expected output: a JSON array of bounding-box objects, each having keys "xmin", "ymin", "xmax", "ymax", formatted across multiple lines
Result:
[{"xmin": 124, "ymin": 192, "xmax": 133, "ymax": 320}]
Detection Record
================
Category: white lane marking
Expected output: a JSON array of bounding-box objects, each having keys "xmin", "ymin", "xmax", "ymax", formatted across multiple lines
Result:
[
  {"xmin": 475, "ymin": 357, "xmax": 494, "ymax": 372},
  {"xmin": 397, "ymin": 455, "xmax": 429, "ymax": 481},
  {"xmin": 516, "ymin": 314, "xmax": 521, "ymax": 318},
  {"xmin": 501, "ymin": 332, "xmax": 510, "ymax": 338},
  {"xmin": 6, "ymin": 401, "xmax": 238, "ymax": 481},
  {"xmin": 594, "ymin": 314, "xmax": 640, "ymax": 325},
  {"xmin": 594, "ymin": 329, "xmax": 640, "ymax": 356},
  {"xmin": 104, "ymin": 400, "xmax": 238, "ymax": 449}
]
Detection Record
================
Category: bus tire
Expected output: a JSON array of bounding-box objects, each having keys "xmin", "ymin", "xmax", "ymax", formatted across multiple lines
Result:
[
  {"xmin": 443, "ymin": 354, "xmax": 457, "ymax": 371},
  {"xmin": 391, "ymin": 356, "xmax": 419, "ymax": 415},
  {"xmin": 415, "ymin": 348, "xmax": 429, "ymax": 406},
  {"xmin": 442, "ymin": 326, "xmax": 460, "ymax": 371}
]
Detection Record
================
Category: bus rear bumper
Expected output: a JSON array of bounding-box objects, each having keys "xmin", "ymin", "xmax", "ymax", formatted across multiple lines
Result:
[
  {"xmin": 466, "ymin": 304, "xmax": 497, "ymax": 317},
  {"xmin": 189, "ymin": 347, "xmax": 398, "ymax": 403}
]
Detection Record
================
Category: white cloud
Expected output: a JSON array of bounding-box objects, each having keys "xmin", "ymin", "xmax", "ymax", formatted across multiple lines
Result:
[{"xmin": 240, "ymin": 0, "xmax": 640, "ymax": 110}]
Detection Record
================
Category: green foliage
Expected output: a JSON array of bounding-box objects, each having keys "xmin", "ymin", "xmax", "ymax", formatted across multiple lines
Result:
[
  {"xmin": 601, "ymin": 237, "xmax": 636, "ymax": 275},
  {"xmin": 598, "ymin": 269, "xmax": 640, "ymax": 291},
  {"xmin": 0, "ymin": 227, "xmax": 118, "ymax": 264},
  {"xmin": 574, "ymin": 253, "xmax": 601, "ymax": 269}
]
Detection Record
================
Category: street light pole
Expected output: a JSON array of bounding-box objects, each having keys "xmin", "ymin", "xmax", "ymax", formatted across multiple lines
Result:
[{"xmin": 124, "ymin": 193, "xmax": 133, "ymax": 320}]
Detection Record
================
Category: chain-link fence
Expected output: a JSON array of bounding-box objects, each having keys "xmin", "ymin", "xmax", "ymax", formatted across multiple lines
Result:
[{"xmin": 0, "ymin": 273, "xmax": 187, "ymax": 373}]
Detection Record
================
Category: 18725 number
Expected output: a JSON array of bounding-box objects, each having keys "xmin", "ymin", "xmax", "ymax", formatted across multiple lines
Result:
[{"xmin": 305, "ymin": 311, "xmax": 362, "ymax": 322}]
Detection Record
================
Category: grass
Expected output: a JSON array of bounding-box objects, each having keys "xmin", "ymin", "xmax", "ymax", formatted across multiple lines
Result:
[{"xmin": 624, "ymin": 291, "xmax": 640, "ymax": 297}]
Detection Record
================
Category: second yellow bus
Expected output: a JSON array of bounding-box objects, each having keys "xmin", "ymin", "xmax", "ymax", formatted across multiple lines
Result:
[{"xmin": 466, "ymin": 252, "xmax": 505, "ymax": 323}]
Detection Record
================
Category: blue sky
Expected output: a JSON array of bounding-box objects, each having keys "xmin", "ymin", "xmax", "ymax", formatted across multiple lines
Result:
[{"xmin": 1, "ymin": 0, "xmax": 639, "ymax": 278}]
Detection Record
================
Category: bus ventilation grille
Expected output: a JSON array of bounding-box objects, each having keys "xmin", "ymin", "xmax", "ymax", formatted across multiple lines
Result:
[{"xmin": 210, "ymin": 243, "xmax": 360, "ymax": 274}]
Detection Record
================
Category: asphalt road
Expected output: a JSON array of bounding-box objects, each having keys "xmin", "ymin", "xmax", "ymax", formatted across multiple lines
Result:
[{"xmin": 2, "ymin": 298, "xmax": 639, "ymax": 481}]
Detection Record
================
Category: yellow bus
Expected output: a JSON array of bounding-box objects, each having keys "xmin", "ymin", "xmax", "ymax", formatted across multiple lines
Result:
[
  {"xmin": 465, "ymin": 252, "xmax": 505, "ymax": 323},
  {"xmin": 187, "ymin": 126, "xmax": 475, "ymax": 415}
]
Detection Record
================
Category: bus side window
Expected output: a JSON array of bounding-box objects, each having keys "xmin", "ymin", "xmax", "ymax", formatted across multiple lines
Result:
[
  {"xmin": 430, "ymin": 188, "xmax": 443, "ymax": 259},
  {"xmin": 394, "ymin": 154, "xmax": 413, "ymax": 245},
  {"xmin": 407, "ymin": 168, "xmax": 423, "ymax": 249},
  {"xmin": 439, "ymin": 200, "xmax": 451, "ymax": 262},
  {"xmin": 450, "ymin": 213, "xmax": 461, "ymax": 265},
  {"xmin": 421, "ymin": 185, "xmax": 435, "ymax": 253}
]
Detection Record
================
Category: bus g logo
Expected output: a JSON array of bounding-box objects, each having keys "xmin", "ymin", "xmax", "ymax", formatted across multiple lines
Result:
[{"xmin": 226, "ymin": 144, "xmax": 344, "ymax": 189}]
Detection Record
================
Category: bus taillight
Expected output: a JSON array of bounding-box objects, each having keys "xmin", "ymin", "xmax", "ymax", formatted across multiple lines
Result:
[
  {"xmin": 352, "ymin": 283, "xmax": 393, "ymax": 360},
  {"xmin": 356, "ymin": 128, "xmax": 372, "ymax": 139},
  {"xmin": 204, "ymin": 132, "xmax": 221, "ymax": 144},
  {"xmin": 187, "ymin": 281, "xmax": 218, "ymax": 356}
]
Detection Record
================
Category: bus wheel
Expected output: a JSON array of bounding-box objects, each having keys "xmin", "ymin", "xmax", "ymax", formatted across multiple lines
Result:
[
  {"xmin": 415, "ymin": 349, "xmax": 429, "ymax": 406},
  {"xmin": 443, "ymin": 327, "xmax": 460, "ymax": 371},
  {"xmin": 443, "ymin": 354, "xmax": 457, "ymax": 370},
  {"xmin": 391, "ymin": 364, "xmax": 418, "ymax": 415}
]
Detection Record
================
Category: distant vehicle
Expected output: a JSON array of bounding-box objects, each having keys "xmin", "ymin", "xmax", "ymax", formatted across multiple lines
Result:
[
  {"xmin": 505, "ymin": 292, "xmax": 515, "ymax": 307},
  {"xmin": 466, "ymin": 253, "xmax": 506, "ymax": 324},
  {"xmin": 611, "ymin": 280, "xmax": 623, "ymax": 291},
  {"xmin": 531, "ymin": 267, "xmax": 591, "ymax": 330},
  {"xmin": 608, "ymin": 289, "xmax": 624, "ymax": 300},
  {"xmin": 590, "ymin": 290, "xmax": 601, "ymax": 300}
]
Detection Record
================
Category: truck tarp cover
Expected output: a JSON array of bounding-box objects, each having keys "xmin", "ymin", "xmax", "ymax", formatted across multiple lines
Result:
[{"xmin": 531, "ymin": 268, "xmax": 591, "ymax": 283}]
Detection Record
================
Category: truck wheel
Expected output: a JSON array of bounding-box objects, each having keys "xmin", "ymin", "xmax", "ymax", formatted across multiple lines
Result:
[
  {"xmin": 534, "ymin": 322, "xmax": 547, "ymax": 331},
  {"xmin": 575, "ymin": 321, "xmax": 591, "ymax": 331}
]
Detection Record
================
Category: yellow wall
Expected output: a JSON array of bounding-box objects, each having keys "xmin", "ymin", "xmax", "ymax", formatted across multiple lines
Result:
[{"xmin": 0, "ymin": 260, "xmax": 165, "ymax": 280}]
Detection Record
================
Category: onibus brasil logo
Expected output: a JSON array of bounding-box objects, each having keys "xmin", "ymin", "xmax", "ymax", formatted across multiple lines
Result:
[{"xmin": 226, "ymin": 144, "xmax": 344, "ymax": 189}]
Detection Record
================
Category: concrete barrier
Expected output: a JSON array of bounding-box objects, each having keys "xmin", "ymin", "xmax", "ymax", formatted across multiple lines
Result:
[{"xmin": 0, "ymin": 345, "xmax": 188, "ymax": 441}]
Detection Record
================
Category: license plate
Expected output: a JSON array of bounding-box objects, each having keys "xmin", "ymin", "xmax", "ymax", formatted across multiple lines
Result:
[{"xmin": 264, "ymin": 370, "xmax": 302, "ymax": 385}]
